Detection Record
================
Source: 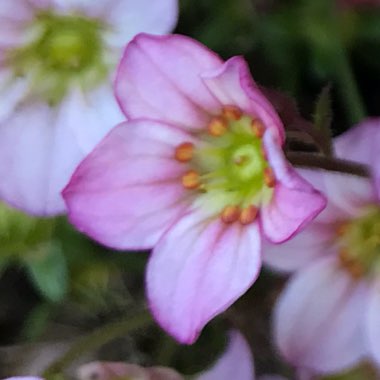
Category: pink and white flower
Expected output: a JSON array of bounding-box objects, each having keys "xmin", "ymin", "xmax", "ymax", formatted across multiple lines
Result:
[
  {"xmin": 266, "ymin": 119, "xmax": 380, "ymax": 374},
  {"xmin": 0, "ymin": 0, "xmax": 177, "ymax": 215},
  {"xmin": 63, "ymin": 33, "xmax": 326, "ymax": 343}
]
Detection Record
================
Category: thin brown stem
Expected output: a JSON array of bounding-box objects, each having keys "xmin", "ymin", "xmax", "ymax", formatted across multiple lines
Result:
[{"xmin": 286, "ymin": 152, "xmax": 370, "ymax": 178}]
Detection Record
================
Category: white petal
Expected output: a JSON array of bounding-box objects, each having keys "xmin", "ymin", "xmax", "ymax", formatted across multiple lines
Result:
[
  {"xmin": 0, "ymin": 85, "xmax": 121, "ymax": 215},
  {"xmin": 366, "ymin": 278, "xmax": 380, "ymax": 366},
  {"xmin": 197, "ymin": 331, "xmax": 255, "ymax": 380},
  {"xmin": 103, "ymin": 0, "xmax": 178, "ymax": 48},
  {"xmin": 274, "ymin": 257, "xmax": 368, "ymax": 374}
]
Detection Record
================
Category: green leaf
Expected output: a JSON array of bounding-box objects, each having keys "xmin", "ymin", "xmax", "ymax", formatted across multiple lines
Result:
[{"xmin": 26, "ymin": 242, "xmax": 68, "ymax": 303}]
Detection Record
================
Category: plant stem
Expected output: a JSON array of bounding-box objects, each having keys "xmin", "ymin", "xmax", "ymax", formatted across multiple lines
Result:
[
  {"xmin": 286, "ymin": 152, "xmax": 370, "ymax": 177},
  {"xmin": 42, "ymin": 310, "xmax": 152, "ymax": 378}
]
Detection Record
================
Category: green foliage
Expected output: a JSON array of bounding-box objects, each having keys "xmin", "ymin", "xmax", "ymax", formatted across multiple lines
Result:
[{"xmin": 26, "ymin": 242, "xmax": 68, "ymax": 303}]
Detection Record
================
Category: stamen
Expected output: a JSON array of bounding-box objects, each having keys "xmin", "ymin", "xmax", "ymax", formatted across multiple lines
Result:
[
  {"xmin": 264, "ymin": 167, "xmax": 276, "ymax": 188},
  {"xmin": 260, "ymin": 145, "xmax": 268, "ymax": 161},
  {"xmin": 182, "ymin": 170, "xmax": 201, "ymax": 189},
  {"xmin": 251, "ymin": 119, "xmax": 265, "ymax": 138},
  {"xmin": 338, "ymin": 249, "xmax": 364, "ymax": 279},
  {"xmin": 239, "ymin": 205, "xmax": 258, "ymax": 225},
  {"xmin": 335, "ymin": 222, "xmax": 348, "ymax": 237},
  {"xmin": 208, "ymin": 116, "xmax": 228, "ymax": 137},
  {"xmin": 221, "ymin": 205, "xmax": 240, "ymax": 224},
  {"xmin": 175, "ymin": 142, "xmax": 194, "ymax": 163},
  {"xmin": 222, "ymin": 105, "xmax": 242, "ymax": 121}
]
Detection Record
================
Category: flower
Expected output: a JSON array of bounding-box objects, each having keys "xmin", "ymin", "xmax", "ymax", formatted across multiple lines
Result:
[
  {"xmin": 63, "ymin": 33, "xmax": 326, "ymax": 343},
  {"xmin": 0, "ymin": 0, "xmax": 178, "ymax": 215},
  {"xmin": 266, "ymin": 119, "xmax": 380, "ymax": 374},
  {"xmin": 77, "ymin": 331, "xmax": 285, "ymax": 380}
]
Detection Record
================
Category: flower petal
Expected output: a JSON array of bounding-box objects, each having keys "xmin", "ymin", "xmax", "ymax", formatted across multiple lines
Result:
[
  {"xmin": 274, "ymin": 257, "xmax": 368, "ymax": 374},
  {"xmin": 197, "ymin": 331, "xmax": 255, "ymax": 380},
  {"xmin": 334, "ymin": 118, "xmax": 380, "ymax": 202},
  {"xmin": 115, "ymin": 33, "xmax": 222, "ymax": 129},
  {"xmin": 263, "ymin": 223, "xmax": 334, "ymax": 272},
  {"xmin": 261, "ymin": 131, "xmax": 326, "ymax": 243},
  {"xmin": 0, "ymin": 84, "xmax": 121, "ymax": 215},
  {"xmin": 148, "ymin": 367, "xmax": 184, "ymax": 380},
  {"xmin": 366, "ymin": 278, "xmax": 380, "ymax": 366},
  {"xmin": 202, "ymin": 56, "xmax": 285, "ymax": 142},
  {"xmin": 64, "ymin": 119, "xmax": 192, "ymax": 250},
  {"xmin": 147, "ymin": 209, "xmax": 261, "ymax": 344},
  {"xmin": 104, "ymin": 0, "xmax": 178, "ymax": 48},
  {"xmin": 77, "ymin": 361, "xmax": 149, "ymax": 380}
]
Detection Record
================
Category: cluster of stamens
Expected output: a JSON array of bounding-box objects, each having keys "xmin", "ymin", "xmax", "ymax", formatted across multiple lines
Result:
[
  {"xmin": 336, "ymin": 207, "xmax": 380, "ymax": 279},
  {"xmin": 174, "ymin": 105, "xmax": 276, "ymax": 226}
]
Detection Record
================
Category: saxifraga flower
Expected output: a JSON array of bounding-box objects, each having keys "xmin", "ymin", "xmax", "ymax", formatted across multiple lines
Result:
[{"xmin": 63, "ymin": 33, "xmax": 326, "ymax": 343}]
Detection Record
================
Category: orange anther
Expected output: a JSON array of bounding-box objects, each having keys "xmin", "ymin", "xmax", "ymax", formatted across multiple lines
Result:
[
  {"xmin": 239, "ymin": 205, "xmax": 258, "ymax": 225},
  {"xmin": 221, "ymin": 205, "xmax": 240, "ymax": 224},
  {"xmin": 336, "ymin": 223, "xmax": 348, "ymax": 237},
  {"xmin": 264, "ymin": 167, "xmax": 276, "ymax": 188},
  {"xmin": 182, "ymin": 170, "xmax": 200, "ymax": 189},
  {"xmin": 208, "ymin": 116, "xmax": 228, "ymax": 137},
  {"xmin": 222, "ymin": 105, "xmax": 242, "ymax": 121},
  {"xmin": 251, "ymin": 119, "xmax": 265, "ymax": 138},
  {"xmin": 260, "ymin": 145, "xmax": 268, "ymax": 160},
  {"xmin": 339, "ymin": 249, "xmax": 364, "ymax": 279},
  {"xmin": 175, "ymin": 142, "xmax": 194, "ymax": 163}
]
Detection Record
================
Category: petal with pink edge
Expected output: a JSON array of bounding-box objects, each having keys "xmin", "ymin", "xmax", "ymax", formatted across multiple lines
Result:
[
  {"xmin": 115, "ymin": 33, "xmax": 222, "ymax": 129},
  {"xmin": 146, "ymin": 209, "xmax": 261, "ymax": 344},
  {"xmin": 64, "ymin": 119, "xmax": 192, "ymax": 250},
  {"xmin": 202, "ymin": 56, "xmax": 285, "ymax": 142},
  {"xmin": 274, "ymin": 257, "xmax": 368, "ymax": 374},
  {"xmin": 366, "ymin": 278, "xmax": 380, "ymax": 366},
  {"xmin": 263, "ymin": 223, "xmax": 334, "ymax": 273},
  {"xmin": 197, "ymin": 331, "xmax": 255, "ymax": 380},
  {"xmin": 260, "ymin": 131, "xmax": 326, "ymax": 243}
]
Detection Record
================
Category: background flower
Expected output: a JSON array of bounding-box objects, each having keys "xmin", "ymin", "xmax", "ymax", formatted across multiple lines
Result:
[
  {"xmin": 266, "ymin": 119, "xmax": 380, "ymax": 374},
  {"xmin": 0, "ymin": 0, "xmax": 178, "ymax": 215}
]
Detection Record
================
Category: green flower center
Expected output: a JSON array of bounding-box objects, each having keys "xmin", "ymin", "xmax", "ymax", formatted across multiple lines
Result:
[
  {"xmin": 6, "ymin": 11, "xmax": 108, "ymax": 104},
  {"xmin": 175, "ymin": 107, "xmax": 275, "ymax": 225},
  {"xmin": 337, "ymin": 206, "xmax": 380, "ymax": 278}
]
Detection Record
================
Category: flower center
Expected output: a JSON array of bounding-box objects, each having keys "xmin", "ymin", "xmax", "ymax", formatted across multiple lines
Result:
[
  {"xmin": 6, "ymin": 11, "xmax": 107, "ymax": 104},
  {"xmin": 336, "ymin": 206, "xmax": 380, "ymax": 279},
  {"xmin": 174, "ymin": 106, "xmax": 275, "ymax": 225}
]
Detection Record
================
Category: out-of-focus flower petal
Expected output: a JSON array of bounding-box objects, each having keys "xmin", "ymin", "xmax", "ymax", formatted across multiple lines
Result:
[
  {"xmin": 0, "ymin": 86, "xmax": 120, "ymax": 215},
  {"xmin": 366, "ymin": 278, "xmax": 380, "ymax": 366},
  {"xmin": 323, "ymin": 173, "xmax": 375, "ymax": 218},
  {"xmin": 148, "ymin": 367, "xmax": 184, "ymax": 380},
  {"xmin": 115, "ymin": 33, "xmax": 222, "ymax": 129},
  {"xmin": 147, "ymin": 210, "xmax": 261, "ymax": 344},
  {"xmin": 0, "ymin": 69, "xmax": 28, "ymax": 120},
  {"xmin": 334, "ymin": 118, "xmax": 380, "ymax": 200},
  {"xmin": 258, "ymin": 376, "xmax": 288, "ymax": 380},
  {"xmin": 197, "ymin": 331, "xmax": 255, "ymax": 380},
  {"xmin": 64, "ymin": 119, "xmax": 191, "ymax": 249},
  {"xmin": 202, "ymin": 56, "xmax": 285, "ymax": 142},
  {"xmin": 263, "ymin": 223, "xmax": 334, "ymax": 272},
  {"xmin": 274, "ymin": 257, "xmax": 368, "ymax": 374},
  {"xmin": 77, "ymin": 361, "xmax": 149, "ymax": 380},
  {"xmin": 260, "ymin": 131, "xmax": 326, "ymax": 243},
  {"xmin": 104, "ymin": 0, "xmax": 178, "ymax": 48}
]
